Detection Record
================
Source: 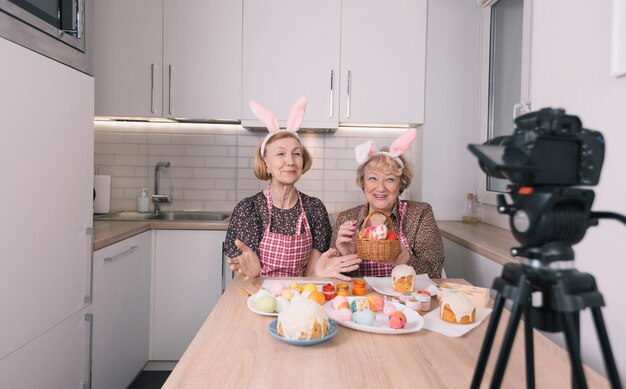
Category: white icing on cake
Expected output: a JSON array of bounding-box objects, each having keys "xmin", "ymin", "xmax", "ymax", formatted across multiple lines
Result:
[
  {"xmin": 440, "ymin": 292, "xmax": 475, "ymax": 322},
  {"xmin": 277, "ymin": 298, "xmax": 328, "ymax": 340},
  {"xmin": 391, "ymin": 264, "xmax": 416, "ymax": 282}
]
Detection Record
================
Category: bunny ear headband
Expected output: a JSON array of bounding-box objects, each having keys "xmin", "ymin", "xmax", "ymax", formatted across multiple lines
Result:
[
  {"xmin": 354, "ymin": 129, "xmax": 417, "ymax": 169},
  {"xmin": 249, "ymin": 96, "xmax": 308, "ymax": 157}
]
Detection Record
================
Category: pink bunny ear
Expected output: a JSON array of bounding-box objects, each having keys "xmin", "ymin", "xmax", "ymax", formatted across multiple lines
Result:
[
  {"xmin": 249, "ymin": 100, "xmax": 280, "ymax": 133},
  {"xmin": 286, "ymin": 96, "xmax": 308, "ymax": 132},
  {"xmin": 355, "ymin": 140, "xmax": 378, "ymax": 165},
  {"xmin": 389, "ymin": 129, "xmax": 417, "ymax": 157}
]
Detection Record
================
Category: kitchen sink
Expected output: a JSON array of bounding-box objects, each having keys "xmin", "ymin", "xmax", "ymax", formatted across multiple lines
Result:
[{"xmin": 94, "ymin": 211, "xmax": 230, "ymax": 222}]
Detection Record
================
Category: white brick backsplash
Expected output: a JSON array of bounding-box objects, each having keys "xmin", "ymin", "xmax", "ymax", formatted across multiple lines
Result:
[{"xmin": 95, "ymin": 123, "xmax": 419, "ymax": 213}]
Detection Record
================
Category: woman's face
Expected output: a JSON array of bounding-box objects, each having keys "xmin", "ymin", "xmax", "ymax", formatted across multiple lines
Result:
[
  {"xmin": 263, "ymin": 136, "xmax": 304, "ymax": 185},
  {"xmin": 363, "ymin": 165, "xmax": 401, "ymax": 213}
]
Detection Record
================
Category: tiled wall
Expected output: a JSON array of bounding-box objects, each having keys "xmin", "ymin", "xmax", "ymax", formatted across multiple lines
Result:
[{"xmin": 94, "ymin": 121, "xmax": 420, "ymax": 214}]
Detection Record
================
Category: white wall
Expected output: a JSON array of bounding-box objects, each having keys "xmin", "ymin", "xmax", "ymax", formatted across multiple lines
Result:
[
  {"xmin": 529, "ymin": 0, "xmax": 626, "ymax": 379},
  {"xmin": 418, "ymin": 0, "xmax": 481, "ymax": 220}
]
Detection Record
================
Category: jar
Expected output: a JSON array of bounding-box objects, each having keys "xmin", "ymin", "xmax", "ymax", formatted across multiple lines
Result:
[
  {"xmin": 417, "ymin": 290, "xmax": 432, "ymax": 311},
  {"xmin": 405, "ymin": 299, "xmax": 421, "ymax": 311},
  {"xmin": 336, "ymin": 283, "xmax": 350, "ymax": 296},
  {"xmin": 322, "ymin": 284, "xmax": 337, "ymax": 300},
  {"xmin": 352, "ymin": 280, "xmax": 366, "ymax": 295}
]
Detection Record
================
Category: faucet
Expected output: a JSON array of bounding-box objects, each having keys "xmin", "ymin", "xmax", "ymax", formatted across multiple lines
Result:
[{"xmin": 152, "ymin": 161, "xmax": 172, "ymax": 214}]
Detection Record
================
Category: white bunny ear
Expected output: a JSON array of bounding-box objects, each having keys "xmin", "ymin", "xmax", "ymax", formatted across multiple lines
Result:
[
  {"xmin": 249, "ymin": 100, "xmax": 280, "ymax": 133},
  {"xmin": 355, "ymin": 140, "xmax": 378, "ymax": 165},
  {"xmin": 286, "ymin": 96, "xmax": 308, "ymax": 132},
  {"xmin": 389, "ymin": 129, "xmax": 417, "ymax": 157}
]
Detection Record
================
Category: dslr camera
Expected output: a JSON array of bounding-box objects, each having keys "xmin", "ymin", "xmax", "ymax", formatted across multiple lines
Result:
[{"xmin": 468, "ymin": 108, "xmax": 605, "ymax": 252}]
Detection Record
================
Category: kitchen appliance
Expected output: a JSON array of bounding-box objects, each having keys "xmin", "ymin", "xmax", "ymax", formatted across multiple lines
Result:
[{"xmin": 93, "ymin": 175, "xmax": 111, "ymax": 214}]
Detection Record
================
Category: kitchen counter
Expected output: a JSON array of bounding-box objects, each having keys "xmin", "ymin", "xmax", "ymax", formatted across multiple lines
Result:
[
  {"xmin": 163, "ymin": 276, "xmax": 609, "ymax": 388},
  {"xmin": 437, "ymin": 220, "xmax": 519, "ymax": 266},
  {"xmin": 93, "ymin": 219, "xmax": 229, "ymax": 251}
]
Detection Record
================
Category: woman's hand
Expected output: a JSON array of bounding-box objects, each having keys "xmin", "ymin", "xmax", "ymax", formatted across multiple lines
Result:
[
  {"xmin": 391, "ymin": 244, "xmax": 410, "ymax": 267},
  {"xmin": 335, "ymin": 220, "xmax": 357, "ymax": 256},
  {"xmin": 228, "ymin": 239, "xmax": 262, "ymax": 281},
  {"xmin": 313, "ymin": 248, "xmax": 362, "ymax": 281}
]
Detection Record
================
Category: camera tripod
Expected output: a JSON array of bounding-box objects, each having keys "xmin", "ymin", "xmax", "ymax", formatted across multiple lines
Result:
[{"xmin": 470, "ymin": 242, "xmax": 623, "ymax": 389}]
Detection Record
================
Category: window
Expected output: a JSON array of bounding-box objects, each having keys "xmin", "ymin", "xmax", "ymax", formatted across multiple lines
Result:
[{"xmin": 477, "ymin": 0, "xmax": 532, "ymax": 202}]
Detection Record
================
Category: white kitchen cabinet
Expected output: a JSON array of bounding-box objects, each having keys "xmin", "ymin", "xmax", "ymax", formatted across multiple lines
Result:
[
  {"xmin": 241, "ymin": 0, "xmax": 426, "ymax": 128},
  {"xmin": 339, "ymin": 0, "xmax": 427, "ymax": 125},
  {"xmin": 153, "ymin": 230, "xmax": 226, "ymax": 360},
  {"xmin": 94, "ymin": 0, "xmax": 162, "ymax": 118},
  {"xmin": 94, "ymin": 0, "xmax": 242, "ymax": 120},
  {"xmin": 241, "ymin": 0, "xmax": 341, "ymax": 128},
  {"xmin": 0, "ymin": 307, "xmax": 93, "ymax": 389},
  {"xmin": 0, "ymin": 37, "xmax": 94, "ymax": 361},
  {"xmin": 91, "ymin": 231, "xmax": 151, "ymax": 389}
]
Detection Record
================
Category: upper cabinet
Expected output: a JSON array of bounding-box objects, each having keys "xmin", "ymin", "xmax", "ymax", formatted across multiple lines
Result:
[
  {"xmin": 241, "ymin": 0, "xmax": 341, "ymax": 129},
  {"xmin": 242, "ymin": 0, "xmax": 427, "ymax": 128},
  {"xmin": 339, "ymin": 0, "xmax": 427, "ymax": 126},
  {"xmin": 94, "ymin": 0, "xmax": 242, "ymax": 120}
]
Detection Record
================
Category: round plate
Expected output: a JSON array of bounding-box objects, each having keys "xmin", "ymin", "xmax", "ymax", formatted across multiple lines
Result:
[
  {"xmin": 324, "ymin": 297, "xmax": 424, "ymax": 334},
  {"xmin": 267, "ymin": 319, "xmax": 339, "ymax": 346},
  {"xmin": 247, "ymin": 295, "xmax": 278, "ymax": 317},
  {"xmin": 364, "ymin": 276, "xmax": 438, "ymax": 297}
]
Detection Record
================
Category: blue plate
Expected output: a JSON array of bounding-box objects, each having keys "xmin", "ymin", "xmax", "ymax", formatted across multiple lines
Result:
[{"xmin": 268, "ymin": 319, "xmax": 338, "ymax": 346}]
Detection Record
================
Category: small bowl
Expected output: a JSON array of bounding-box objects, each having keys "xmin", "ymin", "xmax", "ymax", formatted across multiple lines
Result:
[{"xmin": 267, "ymin": 319, "xmax": 338, "ymax": 346}]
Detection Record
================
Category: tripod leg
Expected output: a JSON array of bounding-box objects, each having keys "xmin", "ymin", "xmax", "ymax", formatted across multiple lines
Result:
[
  {"xmin": 561, "ymin": 312, "xmax": 588, "ymax": 389},
  {"xmin": 590, "ymin": 307, "xmax": 623, "ymax": 389},
  {"xmin": 470, "ymin": 293, "xmax": 507, "ymax": 389},
  {"xmin": 490, "ymin": 276, "xmax": 531, "ymax": 389},
  {"xmin": 523, "ymin": 305, "xmax": 535, "ymax": 389}
]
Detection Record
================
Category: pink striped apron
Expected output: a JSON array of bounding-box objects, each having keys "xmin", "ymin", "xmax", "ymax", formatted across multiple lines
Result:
[
  {"xmin": 258, "ymin": 187, "xmax": 313, "ymax": 277},
  {"xmin": 357, "ymin": 201, "xmax": 411, "ymax": 277}
]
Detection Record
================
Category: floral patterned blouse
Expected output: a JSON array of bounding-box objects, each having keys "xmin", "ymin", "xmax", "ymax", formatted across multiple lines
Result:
[
  {"xmin": 224, "ymin": 191, "xmax": 332, "ymax": 258},
  {"xmin": 330, "ymin": 201, "xmax": 444, "ymax": 278}
]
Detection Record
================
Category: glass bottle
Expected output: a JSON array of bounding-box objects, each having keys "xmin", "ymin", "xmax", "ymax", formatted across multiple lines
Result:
[{"xmin": 462, "ymin": 193, "xmax": 480, "ymax": 223}]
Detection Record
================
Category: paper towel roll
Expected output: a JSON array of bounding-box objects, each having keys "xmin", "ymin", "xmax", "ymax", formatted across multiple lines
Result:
[{"xmin": 94, "ymin": 175, "xmax": 111, "ymax": 214}]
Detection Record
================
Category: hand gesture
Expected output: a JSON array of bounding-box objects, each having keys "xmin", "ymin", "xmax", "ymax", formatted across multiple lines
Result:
[
  {"xmin": 314, "ymin": 248, "xmax": 362, "ymax": 281},
  {"xmin": 336, "ymin": 219, "xmax": 357, "ymax": 256},
  {"xmin": 228, "ymin": 239, "xmax": 262, "ymax": 281}
]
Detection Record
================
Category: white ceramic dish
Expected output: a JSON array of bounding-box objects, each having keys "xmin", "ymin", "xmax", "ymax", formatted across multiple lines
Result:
[
  {"xmin": 246, "ymin": 295, "xmax": 278, "ymax": 317},
  {"xmin": 364, "ymin": 275, "xmax": 438, "ymax": 297},
  {"xmin": 324, "ymin": 296, "xmax": 424, "ymax": 334},
  {"xmin": 422, "ymin": 307, "xmax": 492, "ymax": 337}
]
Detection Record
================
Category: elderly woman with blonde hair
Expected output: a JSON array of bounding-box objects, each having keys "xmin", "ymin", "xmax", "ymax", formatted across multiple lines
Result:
[{"xmin": 330, "ymin": 129, "xmax": 444, "ymax": 278}]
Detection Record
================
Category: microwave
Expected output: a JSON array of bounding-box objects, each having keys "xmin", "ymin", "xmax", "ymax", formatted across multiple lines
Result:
[{"xmin": 0, "ymin": 0, "xmax": 92, "ymax": 74}]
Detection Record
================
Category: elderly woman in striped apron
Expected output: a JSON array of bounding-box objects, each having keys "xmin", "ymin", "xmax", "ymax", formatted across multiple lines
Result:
[
  {"xmin": 224, "ymin": 97, "xmax": 362, "ymax": 281},
  {"xmin": 330, "ymin": 129, "xmax": 445, "ymax": 279}
]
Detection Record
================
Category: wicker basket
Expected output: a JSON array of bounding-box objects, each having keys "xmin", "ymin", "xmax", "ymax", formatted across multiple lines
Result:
[{"xmin": 355, "ymin": 210, "xmax": 401, "ymax": 262}]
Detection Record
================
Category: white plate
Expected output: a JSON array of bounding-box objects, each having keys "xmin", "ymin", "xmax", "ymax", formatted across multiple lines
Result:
[
  {"xmin": 246, "ymin": 295, "xmax": 278, "ymax": 317},
  {"xmin": 364, "ymin": 275, "xmax": 438, "ymax": 297},
  {"xmin": 422, "ymin": 307, "xmax": 492, "ymax": 337},
  {"xmin": 324, "ymin": 296, "xmax": 424, "ymax": 334}
]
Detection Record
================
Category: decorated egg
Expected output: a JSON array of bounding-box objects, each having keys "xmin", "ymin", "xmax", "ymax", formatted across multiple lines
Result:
[
  {"xmin": 353, "ymin": 309, "xmax": 376, "ymax": 326},
  {"xmin": 270, "ymin": 281, "xmax": 287, "ymax": 296},
  {"xmin": 337, "ymin": 307, "xmax": 353, "ymax": 321},
  {"xmin": 371, "ymin": 224, "xmax": 388, "ymax": 240},
  {"xmin": 366, "ymin": 294, "xmax": 385, "ymax": 312},
  {"xmin": 281, "ymin": 289, "xmax": 294, "ymax": 301},
  {"xmin": 389, "ymin": 311, "xmax": 407, "ymax": 329},
  {"xmin": 254, "ymin": 295, "xmax": 277, "ymax": 313},
  {"xmin": 350, "ymin": 297, "xmax": 370, "ymax": 312},
  {"xmin": 332, "ymin": 296, "xmax": 349, "ymax": 311},
  {"xmin": 253, "ymin": 289, "xmax": 271, "ymax": 302}
]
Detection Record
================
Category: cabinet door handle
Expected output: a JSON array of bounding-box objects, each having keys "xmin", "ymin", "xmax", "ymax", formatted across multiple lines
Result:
[
  {"xmin": 84, "ymin": 227, "xmax": 93, "ymax": 304},
  {"xmin": 150, "ymin": 63, "xmax": 156, "ymax": 114},
  {"xmin": 104, "ymin": 245, "xmax": 138, "ymax": 262},
  {"xmin": 346, "ymin": 70, "xmax": 352, "ymax": 119},
  {"xmin": 83, "ymin": 313, "xmax": 93, "ymax": 389},
  {"xmin": 168, "ymin": 65, "xmax": 174, "ymax": 116},
  {"xmin": 329, "ymin": 69, "xmax": 334, "ymax": 118}
]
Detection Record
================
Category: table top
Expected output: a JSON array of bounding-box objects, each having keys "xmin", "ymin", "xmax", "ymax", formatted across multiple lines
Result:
[{"xmin": 163, "ymin": 276, "xmax": 609, "ymax": 389}]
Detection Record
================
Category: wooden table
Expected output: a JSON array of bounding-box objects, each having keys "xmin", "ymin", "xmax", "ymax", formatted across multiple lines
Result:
[{"xmin": 163, "ymin": 277, "xmax": 609, "ymax": 388}]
